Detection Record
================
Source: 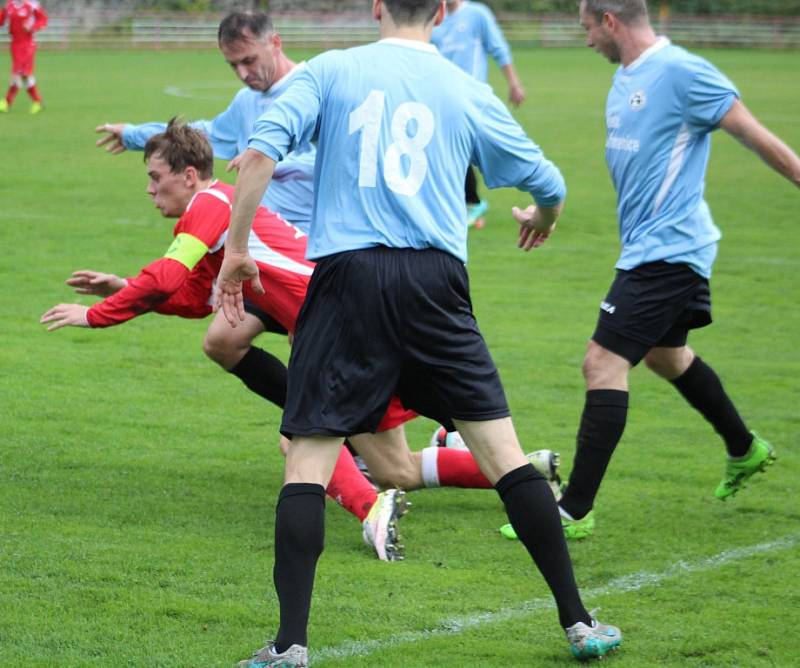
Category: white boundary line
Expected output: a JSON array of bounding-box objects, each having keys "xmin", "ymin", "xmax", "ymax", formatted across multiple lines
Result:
[{"xmin": 311, "ymin": 534, "xmax": 798, "ymax": 663}]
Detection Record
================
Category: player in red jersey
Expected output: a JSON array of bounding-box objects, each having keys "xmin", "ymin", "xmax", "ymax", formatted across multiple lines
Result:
[
  {"xmin": 40, "ymin": 120, "xmax": 411, "ymax": 562},
  {"xmin": 0, "ymin": 0, "xmax": 47, "ymax": 113}
]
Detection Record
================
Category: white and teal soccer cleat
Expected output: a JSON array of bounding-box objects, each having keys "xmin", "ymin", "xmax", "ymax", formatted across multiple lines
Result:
[
  {"xmin": 467, "ymin": 200, "xmax": 489, "ymax": 228},
  {"xmin": 565, "ymin": 616, "xmax": 622, "ymax": 661},
  {"xmin": 362, "ymin": 489, "xmax": 410, "ymax": 562},
  {"xmin": 238, "ymin": 642, "xmax": 308, "ymax": 667}
]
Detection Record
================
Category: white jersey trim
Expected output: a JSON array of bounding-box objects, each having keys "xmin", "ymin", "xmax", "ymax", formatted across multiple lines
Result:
[
  {"xmin": 379, "ymin": 38, "xmax": 438, "ymax": 54},
  {"xmin": 623, "ymin": 36, "xmax": 670, "ymax": 74},
  {"xmin": 249, "ymin": 231, "xmax": 314, "ymax": 276},
  {"xmin": 652, "ymin": 122, "xmax": 692, "ymax": 216}
]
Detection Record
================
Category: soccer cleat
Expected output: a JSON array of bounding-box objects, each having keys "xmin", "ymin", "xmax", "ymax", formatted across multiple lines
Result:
[
  {"xmin": 500, "ymin": 510, "xmax": 594, "ymax": 541},
  {"xmin": 0, "ymin": 99, "xmax": 8, "ymax": 113},
  {"xmin": 30, "ymin": 101, "xmax": 42, "ymax": 114},
  {"xmin": 238, "ymin": 642, "xmax": 308, "ymax": 667},
  {"xmin": 467, "ymin": 200, "xmax": 489, "ymax": 228},
  {"xmin": 362, "ymin": 488, "xmax": 410, "ymax": 562},
  {"xmin": 714, "ymin": 431, "xmax": 776, "ymax": 500},
  {"xmin": 565, "ymin": 616, "xmax": 622, "ymax": 660}
]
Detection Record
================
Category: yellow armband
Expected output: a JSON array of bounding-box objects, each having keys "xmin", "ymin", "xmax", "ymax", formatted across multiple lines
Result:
[{"xmin": 164, "ymin": 233, "xmax": 209, "ymax": 270}]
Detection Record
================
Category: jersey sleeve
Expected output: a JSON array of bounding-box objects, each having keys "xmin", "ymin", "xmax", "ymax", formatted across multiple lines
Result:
[
  {"xmin": 0, "ymin": 7, "xmax": 7, "ymax": 27},
  {"xmin": 248, "ymin": 66, "xmax": 322, "ymax": 163},
  {"xmin": 122, "ymin": 122, "xmax": 167, "ymax": 151},
  {"xmin": 86, "ymin": 257, "xmax": 191, "ymax": 327},
  {"xmin": 32, "ymin": 2, "xmax": 47, "ymax": 31},
  {"xmin": 683, "ymin": 58, "xmax": 739, "ymax": 134},
  {"xmin": 480, "ymin": 5, "xmax": 512, "ymax": 68},
  {"xmin": 152, "ymin": 269, "xmax": 214, "ymax": 319},
  {"xmin": 178, "ymin": 189, "xmax": 231, "ymax": 251},
  {"xmin": 472, "ymin": 93, "xmax": 565, "ymax": 206}
]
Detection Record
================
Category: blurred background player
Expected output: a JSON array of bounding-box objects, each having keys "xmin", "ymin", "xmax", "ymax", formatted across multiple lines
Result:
[
  {"xmin": 40, "ymin": 120, "xmax": 408, "ymax": 563},
  {"xmin": 217, "ymin": 0, "xmax": 621, "ymax": 664},
  {"xmin": 0, "ymin": 0, "xmax": 47, "ymax": 114},
  {"xmin": 431, "ymin": 0, "xmax": 525, "ymax": 227},
  {"xmin": 505, "ymin": 0, "xmax": 800, "ymax": 543}
]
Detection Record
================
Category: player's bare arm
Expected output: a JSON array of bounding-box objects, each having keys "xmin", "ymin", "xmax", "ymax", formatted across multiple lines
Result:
[
  {"xmin": 720, "ymin": 100, "xmax": 800, "ymax": 188},
  {"xmin": 502, "ymin": 64, "xmax": 526, "ymax": 107},
  {"xmin": 40, "ymin": 304, "xmax": 89, "ymax": 331},
  {"xmin": 95, "ymin": 123, "xmax": 128, "ymax": 154},
  {"xmin": 215, "ymin": 149, "xmax": 274, "ymax": 326},
  {"xmin": 513, "ymin": 202, "xmax": 562, "ymax": 251},
  {"xmin": 66, "ymin": 270, "xmax": 127, "ymax": 297}
]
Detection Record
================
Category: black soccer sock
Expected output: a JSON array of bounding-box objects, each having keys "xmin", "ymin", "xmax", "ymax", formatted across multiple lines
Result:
[
  {"xmin": 496, "ymin": 464, "xmax": 591, "ymax": 628},
  {"xmin": 559, "ymin": 389, "xmax": 628, "ymax": 521},
  {"xmin": 228, "ymin": 346, "xmax": 288, "ymax": 408},
  {"xmin": 273, "ymin": 483, "xmax": 326, "ymax": 652},
  {"xmin": 464, "ymin": 165, "xmax": 480, "ymax": 205},
  {"xmin": 670, "ymin": 356, "xmax": 752, "ymax": 457}
]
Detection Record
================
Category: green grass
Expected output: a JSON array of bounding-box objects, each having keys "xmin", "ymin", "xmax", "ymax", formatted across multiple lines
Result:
[{"xmin": 1, "ymin": 46, "xmax": 799, "ymax": 667}]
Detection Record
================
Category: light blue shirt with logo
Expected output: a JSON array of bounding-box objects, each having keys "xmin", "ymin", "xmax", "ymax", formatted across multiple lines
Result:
[
  {"xmin": 246, "ymin": 38, "xmax": 565, "ymax": 264},
  {"xmin": 605, "ymin": 38, "xmax": 739, "ymax": 278},
  {"xmin": 430, "ymin": 0, "xmax": 512, "ymax": 82},
  {"xmin": 120, "ymin": 66, "xmax": 316, "ymax": 231}
]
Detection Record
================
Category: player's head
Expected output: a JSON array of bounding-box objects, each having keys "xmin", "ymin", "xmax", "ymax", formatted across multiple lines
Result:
[
  {"xmin": 375, "ymin": 0, "xmax": 445, "ymax": 28},
  {"xmin": 144, "ymin": 119, "xmax": 214, "ymax": 218},
  {"xmin": 579, "ymin": 0, "xmax": 650, "ymax": 63},
  {"xmin": 218, "ymin": 11, "xmax": 286, "ymax": 93}
]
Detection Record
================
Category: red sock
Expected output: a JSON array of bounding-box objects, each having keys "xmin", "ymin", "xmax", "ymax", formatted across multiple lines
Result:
[
  {"xmin": 325, "ymin": 445, "xmax": 377, "ymax": 522},
  {"xmin": 27, "ymin": 85, "xmax": 41, "ymax": 102},
  {"xmin": 420, "ymin": 447, "xmax": 493, "ymax": 488},
  {"xmin": 6, "ymin": 85, "xmax": 19, "ymax": 104}
]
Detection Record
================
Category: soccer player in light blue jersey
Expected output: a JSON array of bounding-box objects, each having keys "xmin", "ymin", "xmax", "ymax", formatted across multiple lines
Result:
[
  {"xmin": 553, "ymin": 0, "xmax": 800, "ymax": 540},
  {"xmin": 217, "ymin": 1, "xmax": 621, "ymax": 665},
  {"xmin": 431, "ymin": 0, "xmax": 526, "ymax": 226}
]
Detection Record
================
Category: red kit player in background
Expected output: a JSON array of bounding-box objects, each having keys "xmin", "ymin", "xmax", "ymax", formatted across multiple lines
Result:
[{"xmin": 0, "ymin": 0, "xmax": 47, "ymax": 114}]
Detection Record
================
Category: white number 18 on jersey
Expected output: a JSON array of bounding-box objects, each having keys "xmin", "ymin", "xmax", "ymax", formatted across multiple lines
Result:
[{"xmin": 348, "ymin": 90, "xmax": 435, "ymax": 197}]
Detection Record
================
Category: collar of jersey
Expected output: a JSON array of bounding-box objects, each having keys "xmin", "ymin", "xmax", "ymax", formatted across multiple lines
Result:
[
  {"xmin": 265, "ymin": 62, "xmax": 308, "ymax": 99},
  {"xmin": 378, "ymin": 38, "xmax": 438, "ymax": 54},
  {"xmin": 623, "ymin": 36, "xmax": 670, "ymax": 73}
]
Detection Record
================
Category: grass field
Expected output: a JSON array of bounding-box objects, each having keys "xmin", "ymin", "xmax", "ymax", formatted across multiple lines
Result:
[{"xmin": 1, "ymin": 44, "xmax": 799, "ymax": 667}]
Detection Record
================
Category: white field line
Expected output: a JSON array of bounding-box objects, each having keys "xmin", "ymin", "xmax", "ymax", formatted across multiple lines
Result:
[{"xmin": 311, "ymin": 534, "xmax": 798, "ymax": 663}]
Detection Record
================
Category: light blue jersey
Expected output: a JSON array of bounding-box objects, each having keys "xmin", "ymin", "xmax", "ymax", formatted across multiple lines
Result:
[
  {"xmin": 605, "ymin": 38, "xmax": 739, "ymax": 278},
  {"xmin": 247, "ymin": 38, "xmax": 565, "ymax": 264},
  {"xmin": 430, "ymin": 1, "xmax": 512, "ymax": 82},
  {"xmin": 121, "ymin": 65, "xmax": 316, "ymax": 230}
]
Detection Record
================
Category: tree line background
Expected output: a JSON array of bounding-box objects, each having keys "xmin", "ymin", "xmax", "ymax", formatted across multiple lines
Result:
[{"xmin": 38, "ymin": 1, "xmax": 800, "ymax": 16}]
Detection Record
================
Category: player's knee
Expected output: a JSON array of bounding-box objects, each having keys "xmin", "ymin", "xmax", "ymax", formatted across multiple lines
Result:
[
  {"xmin": 202, "ymin": 331, "xmax": 237, "ymax": 367},
  {"xmin": 644, "ymin": 347, "xmax": 693, "ymax": 380}
]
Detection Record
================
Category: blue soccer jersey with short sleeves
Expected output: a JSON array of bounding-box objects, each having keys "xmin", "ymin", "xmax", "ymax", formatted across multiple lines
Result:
[
  {"xmin": 430, "ymin": 0, "xmax": 512, "ymax": 82},
  {"xmin": 121, "ymin": 66, "xmax": 316, "ymax": 230},
  {"xmin": 247, "ymin": 38, "xmax": 564, "ymax": 263},
  {"xmin": 605, "ymin": 38, "xmax": 739, "ymax": 278}
]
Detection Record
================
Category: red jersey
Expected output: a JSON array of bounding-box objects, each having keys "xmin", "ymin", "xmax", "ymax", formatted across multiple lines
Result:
[
  {"xmin": 1, "ymin": 1, "xmax": 47, "ymax": 44},
  {"xmin": 87, "ymin": 181, "xmax": 314, "ymax": 332}
]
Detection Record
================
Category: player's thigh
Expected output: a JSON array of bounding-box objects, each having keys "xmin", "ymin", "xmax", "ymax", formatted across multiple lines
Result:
[
  {"xmin": 451, "ymin": 417, "xmax": 528, "ymax": 485},
  {"xmin": 284, "ymin": 435, "xmax": 343, "ymax": 486},
  {"xmin": 349, "ymin": 428, "xmax": 421, "ymax": 489}
]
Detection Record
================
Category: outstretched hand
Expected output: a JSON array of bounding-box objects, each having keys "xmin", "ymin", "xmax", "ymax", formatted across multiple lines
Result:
[
  {"xmin": 66, "ymin": 270, "xmax": 126, "ymax": 297},
  {"xmin": 95, "ymin": 124, "xmax": 128, "ymax": 154},
  {"xmin": 213, "ymin": 251, "xmax": 264, "ymax": 327},
  {"xmin": 40, "ymin": 304, "xmax": 90, "ymax": 331},
  {"xmin": 513, "ymin": 205, "xmax": 556, "ymax": 250}
]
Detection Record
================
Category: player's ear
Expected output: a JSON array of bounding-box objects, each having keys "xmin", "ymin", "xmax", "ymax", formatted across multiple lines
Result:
[
  {"xmin": 270, "ymin": 31, "xmax": 282, "ymax": 51},
  {"xmin": 183, "ymin": 166, "xmax": 199, "ymax": 188},
  {"xmin": 433, "ymin": 1, "xmax": 446, "ymax": 27},
  {"xmin": 372, "ymin": 0, "xmax": 382, "ymax": 22}
]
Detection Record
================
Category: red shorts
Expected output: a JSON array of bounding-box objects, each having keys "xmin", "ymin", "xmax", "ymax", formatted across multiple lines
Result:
[
  {"xmin": 376, "ymin": 396, "xmax": 417, "ymax": 432},
  {"xmin": 11, "ymin": 42, "xmax": 36, "ymax": 76}
]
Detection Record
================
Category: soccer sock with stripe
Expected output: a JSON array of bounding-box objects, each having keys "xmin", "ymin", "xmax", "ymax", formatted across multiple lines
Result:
[
  {"xmin": 228, "ymin": 346, "xmax": 288, "ymax": 408},
  {"xmin": 670, "ymin": 355, "xmax": 752, "ymax": 457},
  {"xmin": 495, "ymin": 464, "xmax": 591, "ymax": 628},
  {"xmin": 325, "ymin": 445, "xmax": 377, "ymax": 522},
  {"xmin": 5, "ymin": 85, "xmax": 19, "ymax": 105},
  {"xmin": 27, "ymin": 84, "xmax": 41, "ymax": 102},
  {"xmin": 559, "ymin": 389, "xmax": 628, "ymax": 521},
  {"xmin": 420, "ymin": 446, "xmax": 492, "ymax": 488},
  {"xmin": 273, "ymin": 483, "xmax": 325, "ymax": 652}
]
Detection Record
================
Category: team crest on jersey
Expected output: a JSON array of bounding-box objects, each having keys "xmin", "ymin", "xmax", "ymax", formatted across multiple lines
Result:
[{"xmin": 629, "ymin": 90, "xmax": 647, "ymax": 111}]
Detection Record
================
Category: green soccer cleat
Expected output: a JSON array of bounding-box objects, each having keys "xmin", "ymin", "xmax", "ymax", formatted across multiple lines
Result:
[
  {"xmin": 0, "ymin": 99, "xmax": 8, "ymax": 113},
  {"xmin": 30, "ymin": 101, "xmax": 42, "ymax": 115},
  {"xmin": 714, "ymin": 431, "xmax": 776, "ymax": 500},
  {"xmin": 566, "ymin": 616, "xmax": 622, "ymax": 661},
  {"xmin": 238, "ymin": 642, "xmax": 308, "ymax": 667},
  {"xmin": 500, "ymin": 510, "xmax": 595, "ymax": 541}
]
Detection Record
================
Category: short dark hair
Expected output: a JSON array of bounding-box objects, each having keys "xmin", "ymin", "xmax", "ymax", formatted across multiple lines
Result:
[
  {"xmin": 581, "ymin": 0, "xmax": 649, "ymax": 24},
  {"xmin": 217, "ymin": 11, "xmax": 274, "ymax": 46},
  {"xmin": 144, "ymin": 118, "xmax": 214, "ymax": 180},
  {"xmin": 383, "ymin": 0, "xmax": 441, "ymax": 26}
]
